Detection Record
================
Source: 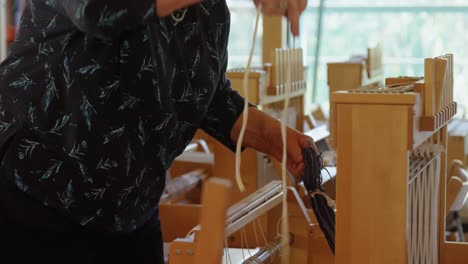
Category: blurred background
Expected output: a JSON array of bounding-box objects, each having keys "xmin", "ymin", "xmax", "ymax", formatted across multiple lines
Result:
[{"xmin": 226, "ymin": 0, "xmax": 468, "ymax": 116}]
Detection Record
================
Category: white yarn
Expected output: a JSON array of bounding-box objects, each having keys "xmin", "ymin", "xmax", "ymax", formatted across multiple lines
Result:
[
  {"xmin": 309, "ymin": 190, "xmax": 336, "ymax": 210},
  {"xmin": 234, "ymin": 3, "xmax": 295, "ymax": 264},
  {"xmin": 408, "ymin": 144, "xmax": 441, "ymax": 264},
  {"xmin": 279, "ymin": 37, "xmax": 295, "ymax": 264},
  {"xmin": 234, "ymin": 5, "xmax": 262, "ymax": 192}
]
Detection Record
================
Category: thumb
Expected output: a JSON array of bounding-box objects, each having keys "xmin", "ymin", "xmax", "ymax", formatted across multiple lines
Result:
[{"xmin": 286, "ymin": 128, "xmax": 305, "ymax": 164}]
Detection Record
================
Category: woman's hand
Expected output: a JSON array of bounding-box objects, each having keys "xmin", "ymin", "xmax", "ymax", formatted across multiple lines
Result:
[
  {"xmin": 231, "ymin": 107, "xmax": 317, "ymax": 181},
  {"xmin": 253, "ymin": 0, "xmax": 308, "ymax": 36},
  {"xmin": 156, "ymin": 0, "xmax": 203, "ymax": 17},
  {"xmin": 270, "ymin": 125, "xmax": 315, "ymax": 179}
]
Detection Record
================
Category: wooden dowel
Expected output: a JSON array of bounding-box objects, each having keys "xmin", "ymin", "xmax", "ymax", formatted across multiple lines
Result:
[{"xmin": 194, "ymin": 178, "xmax": 231, "ymax": 264}]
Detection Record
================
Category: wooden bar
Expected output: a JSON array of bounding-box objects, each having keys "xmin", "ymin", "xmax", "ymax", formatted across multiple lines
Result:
[
  {"xmin": 419, "ymin": 102, "xmax": 457, "ymax": 131},
  {"xmin": 335, "ymin": 102, "xmax": 411, "ymax": 264},
  {"xmin": 195, "ymin": 178, "xmax": 231, "ymax": 264}
]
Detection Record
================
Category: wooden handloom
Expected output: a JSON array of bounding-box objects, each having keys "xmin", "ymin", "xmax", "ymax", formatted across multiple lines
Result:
[
  {"xmin": 161, "ymin": 48, "xmax": 337, "ymax": 263},
  {"xmin": 329, "ymin": 53, "xmax": 468, "ymax": 263},
  {"xmin": 167, "ymin": 178, "xmax": 335, "ymax": 264},
  {"xmin": 328, "ymin": 44, "xmax": 384, "ymax": 148},
  {"xmin": 163, "ymin": 53, "xmax": 468, "ymax": 264}
]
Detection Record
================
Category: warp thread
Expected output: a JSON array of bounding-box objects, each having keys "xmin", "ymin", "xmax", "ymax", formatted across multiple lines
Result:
[{"xmin": 302, "ymin": 145, "xmax": 336, "ymax": 254}]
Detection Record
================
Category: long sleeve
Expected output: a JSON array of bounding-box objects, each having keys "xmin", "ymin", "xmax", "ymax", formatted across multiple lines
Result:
[
  {"xmin": 200, "ymin": 18, "xmax": 254, "ymax": 151},
  {"xmin": 58, "ymin": 0, "xmax": 156, "ymax": 39},
  {"xmin": 200, "ymin": 67, "xmax": 247, "ymax": 151}
]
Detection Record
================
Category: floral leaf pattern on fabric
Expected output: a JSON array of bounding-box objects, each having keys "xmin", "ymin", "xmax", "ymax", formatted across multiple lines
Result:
[{"xmin": 0, "ymin": 0, "xmax": 246, "ymax": 233}]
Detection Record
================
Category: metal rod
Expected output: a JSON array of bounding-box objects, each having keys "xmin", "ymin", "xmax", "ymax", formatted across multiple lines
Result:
[{"xmin": 241, "ymin": 235, "xmax": 293, "ymax": 264}]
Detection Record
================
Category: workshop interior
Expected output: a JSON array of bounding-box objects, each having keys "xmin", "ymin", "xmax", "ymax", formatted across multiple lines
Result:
[{"xmin": 2, "ymin": 0, "xmax": 468, "ymax": 263}]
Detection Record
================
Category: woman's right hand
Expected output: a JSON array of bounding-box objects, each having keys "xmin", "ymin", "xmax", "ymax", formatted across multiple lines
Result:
[
  {"xmin": 157, "ymin": 0, "xmax": 203, "ymax": 17},
  {"xmin": 254, "ymin": 0, "xmax": 308, "ymax": 36}
]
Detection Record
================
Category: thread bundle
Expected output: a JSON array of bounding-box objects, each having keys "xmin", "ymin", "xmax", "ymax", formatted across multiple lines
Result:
[{"xmin": 302, "ymin": 146, "xmax": 336, "ymax": 254}]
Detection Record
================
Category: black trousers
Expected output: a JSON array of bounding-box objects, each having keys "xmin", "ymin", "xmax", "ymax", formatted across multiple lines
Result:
[{"xmin": 0, "ymin": 177, "xmax": 164, "ymax": 264}]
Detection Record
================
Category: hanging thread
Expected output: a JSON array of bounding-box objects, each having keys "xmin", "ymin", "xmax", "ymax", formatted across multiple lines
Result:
[
  {"xmin": 302, "ymin": 145, "xmax": 336, "ymax": 254},
  {"xmin": 234, "ymin": 5, "xmax": 262, "ymax": 192}
]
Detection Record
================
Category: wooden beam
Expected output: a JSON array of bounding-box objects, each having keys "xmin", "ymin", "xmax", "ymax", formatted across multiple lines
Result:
[
  {"xmin": 262, "ymin": 15, "xmax": 287, "ymax": 64},
  {"xmin": 195, "ymin": 178, "xmax": 231, "ymax": 264}
]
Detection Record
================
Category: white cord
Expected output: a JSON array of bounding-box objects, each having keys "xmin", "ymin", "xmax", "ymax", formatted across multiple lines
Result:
[
  {"xmin": 279, "ymin": 39, "xmax": 296, "ymax": 264},
  {"xmin": 235, "ymin": 5, "xmax": 262, "ymax": 192},
  {"xmin": 309, "ymin": 190, "xmax": 336, "ymax": 210},
  {"xmin": 408, "ymin": 144, "xmax": 441, "ymax": 264},
  {"xmin": 234, "ymin": 4, "xmax": 296, "ymax": 264}
]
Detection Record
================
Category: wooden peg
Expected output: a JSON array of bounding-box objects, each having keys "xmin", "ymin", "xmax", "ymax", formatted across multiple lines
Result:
[
  {"xmin": 434, "ymin": 58, "xmax": 447, "ymax": 113},
  {"xmin": 424, "ymin": 58, "xmax": 436, "ymax": 116},
  {"xmin": 276, "ymin": 48, "xmax": 280, "ymax": 94},
  {"xmin": 194, "ymin": 178, "xmax": 231, "ymax": 264}
]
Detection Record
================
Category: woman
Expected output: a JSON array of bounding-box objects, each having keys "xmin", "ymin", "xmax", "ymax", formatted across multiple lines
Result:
[{"xmin": 0, "ymin": 0, "xmax": 309, "ymax": 263}]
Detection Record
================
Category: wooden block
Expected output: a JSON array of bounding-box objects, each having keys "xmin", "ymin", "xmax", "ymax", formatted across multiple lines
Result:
[
  {"xmin": 288, "ymin": 189, "xmax": 313, "ymax": 264},
  {"xmin": 446, "ymin": 176, "xmax": 464, "ymax": 214},
  {"xmin": 227, "ymin": 70, "xmax": 264, "ymax": 105},
  {"xmin": 213, "ymin": 141, "xmax": 258, "ymax": 206},
  {"xmin": 419, "ymin": 102, "xmax": 457, "ymax": 131},
  {"xmin": 308, "ymin": 225, "xmax": 335, "ymax": 264},
  {"xmin": 434, "ymin": 58, "xmax": 447, "ymax": 112},
  {"xmin": 424, "ymin": 58, "xmax": 436, "ymax": 116},
  {"xmin": 366, "ymin": 44, "xmax": 383, "ymax": 79},
  {"xmin": 327, "ymin": 63, "xmax": 365, "ymax": 94},
  {"xmin": 336, "ymin": 103, "xmax": 412, "ymax": 264},
  {"xmin": 262, "ymin": 15, "xmax": 287, "ymax": 65},
  {"xmin": 304, "ymin": 114, "xmax": 317, "ymax": 130},
  {"xmin": 329, "ymin": 101, "xmax": 338, "ymax": 149},
  {"xmin": 160, "ymin": 203, "xmax": 202, "ymax": 242},
  {"xmin": 448, "ymin": 133, "xmax": 468, "ymax": 166},
  {"xmin": 311, "ymin": 106, "xmax": 328, "ymax": 122},
  {"xmin": 385, "ymin": 77, "xmax": 423, "ymax": 86},
  {"xmin": 449, "ymin": 54, "xmax": 454, "ymax": 104},
  {"xmin": 195, "ymin": 178, "xmax": 231, "ymax": 264},
  {"xmin": 169, "ymin": 238, "xmax": 197, "ymax": 264},
  {"xmin": 269, "ymin": 48, "xmax": 282, "ymax": 95},
  {"xmin": 441, "ymin": 242, "xmax": 468, "ymax": 264}
]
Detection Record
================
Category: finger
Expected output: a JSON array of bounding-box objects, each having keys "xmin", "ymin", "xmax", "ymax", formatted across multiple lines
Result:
[
  {"xmin": 300, "ymin": 135, "xmax": 318, "ymax": 154},
  {"xmin": 285, "ymin": 129, "xmax": 305, "ymax": 164},
  {"xmin": 287, "ymin": 0, "xmax": 300, "ymax": 36},
  {"xmin": 287, "ymin": 162, "xmax": 304, "ymax": 179},
  {"xmin": 288, "ymin": 142, "xmax": 304, "ymax": 164},
  {"xmin": 298, "ymin": 0, "xmax": 307, "ymax": 13}
]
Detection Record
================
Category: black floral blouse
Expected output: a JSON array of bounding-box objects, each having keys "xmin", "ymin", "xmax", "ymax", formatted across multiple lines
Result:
[{"xmin": 0, "ymin": 0, "xmax": 245, "ymax": 233}]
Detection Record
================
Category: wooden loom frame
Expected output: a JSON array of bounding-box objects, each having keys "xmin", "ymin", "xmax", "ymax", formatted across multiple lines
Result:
[
  {"xmin": 164, "ymin": 14, "xmax": 334, "ymax": 262},
  {"xmin": 165, "ymin": 53, "xmax": 468, "ymax": 264},
  {"xmin": 162, "ymin": 34, "xmax": 337, "ymax": 262},
  {"xmin": 167, "ymin": 178, "xmax": 334, "ymax": 264},
  {"xmin": 330, "ymin": 54, "xmax": 468, "ymax": 263}
]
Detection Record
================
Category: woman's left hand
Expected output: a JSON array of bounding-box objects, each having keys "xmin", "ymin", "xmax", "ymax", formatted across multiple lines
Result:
[
  {"xmin": 231, "ymin": 107, "xmax": 317, "ymax": 181},
  {"xmin": 267, "ymin": 125, "xmax": 316, "ymax": 180}
]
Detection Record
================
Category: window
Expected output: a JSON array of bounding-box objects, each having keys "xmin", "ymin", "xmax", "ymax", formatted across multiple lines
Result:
[
  {"xmin": 226, "ymin": 0, "xmax": 263, "ymax": 68},
  {"xmin": 304, "ymin": 0, "xmax": 468, "ymax": 116},
  {"xmin": 226, "ymin": 0, "xmax": 468, "ymax": 117}
]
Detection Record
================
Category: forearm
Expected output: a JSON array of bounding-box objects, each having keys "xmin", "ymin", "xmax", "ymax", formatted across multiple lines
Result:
[
  {"xmin": 230, "ymin": 107, "xmax": 283, "ymax": 159},
  {"xmin": 231, "ymin": 107, "xmax": 315, "ymax": 178}
]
